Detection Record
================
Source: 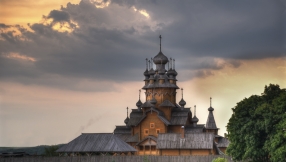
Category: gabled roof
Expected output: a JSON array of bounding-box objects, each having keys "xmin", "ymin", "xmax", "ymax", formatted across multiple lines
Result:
[
  {"xmin": 126, "ymin": 133, "xmax": 139, "ymax": 143},
  {"xmin": 114, "ymin": 134, "xmax": 131, "ymax": 142},
  {"xmin": 159, "ymin": 100, "xmax": 175, "ymax": 107},
  {"xmin": 141, "ymin": 101, "xmax": 154, "ymax": 108},
  {"xmin": 157, "ymin": 133, "xmax": 214, "ymax": 149},
  {"xmin": 129, "ymin": 107, "xmax": 171, "ymax": 126},
  {"xmin": 127, "ymin": 109, "xmax": 143, "ymax": 126},
  {"xmin": 56, "ymin": 133, "xmax": 137, "ymax": 153},
  {"xmin": 136, "ymin": 136, "xmax": 157, "ymax": 146},
  {"xmin": 170, "ymin": 108, "xmax": 191, "ymax": 125},
  {"xmin": 137, "ymin": 108, "xmax": 171, "ymax": 126},
  {"xmin": 206, "ymin": 109, "xmax": 218, "ymax": 129},
  {"xmin": 113, "ymin": 126, "xmax": 131, "ymax": 134}
]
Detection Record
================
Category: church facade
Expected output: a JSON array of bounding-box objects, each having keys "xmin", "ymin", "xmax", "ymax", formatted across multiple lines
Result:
[
  {"xmin": 113, "ymin": 36, "xmax": 229, "ymax": 155},
  {"xmin": 57, "ymin": 36, "xmax": 229, "ymax": 156}
]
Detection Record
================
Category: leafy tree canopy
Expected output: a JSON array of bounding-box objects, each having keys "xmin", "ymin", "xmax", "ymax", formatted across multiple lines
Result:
[{"xmin": 226, "ymin": 84, "xmax": 286, "ymax": 162}]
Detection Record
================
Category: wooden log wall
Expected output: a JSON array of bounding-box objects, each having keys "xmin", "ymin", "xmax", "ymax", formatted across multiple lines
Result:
[{"xmin": 0, "ymin": 155, "xmax": 244, "ymax": 162}]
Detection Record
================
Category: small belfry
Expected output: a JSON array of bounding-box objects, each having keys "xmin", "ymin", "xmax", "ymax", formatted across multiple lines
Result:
[{"xmin": 113, "ymin": 36, "xmax": 229, "ymax": 155}]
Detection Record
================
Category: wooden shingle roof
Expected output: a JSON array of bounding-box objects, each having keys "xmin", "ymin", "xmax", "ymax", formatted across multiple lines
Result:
[
  {"xmin": 206, "ymin": 107, "xmax": 218, "ymax": 129},
  {"xmin": 128, "ymin": 108, "xmax": 171, "ymax": 126},
  {"xmin": 170, "ymin": 108, "xmax": 190, "ymax": 125},
  {"xmin": 185, "ymin": 125, "xmax": 205, "ymax": 133},
  {"xmin": 113, "ymin": 126, "xmax": 131, "ymax": 134},
  {"xmin": 126, "ymin": 133, "xmax": 139, "ymax": 143},
  {"xmin": 159, "ymin": 100, "xmax": 175, "ymax": 107},
  {"xmin": 157, "ymin": 133, "xmax": 214, "ymax": 149},
  {"xmin": 217, "ymin": 137, "xmax": 230, "ymax": 147},
  {"xmin": 115, "ymin": 134, "xmax": 132, "ymax": 142},
  {"xmin": 56, "ymin": 133, "xmax": 137, "ymax": 153},
  {"xmin": 127, "ymin": 109, "xmax": 143, "ymax": 126}
]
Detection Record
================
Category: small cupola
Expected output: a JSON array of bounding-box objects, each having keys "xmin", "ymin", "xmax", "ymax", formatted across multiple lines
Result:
[
  {"xmin": 192, "ymin": 105, "xmax": 199, "ymax": 127},
  {"xmin": 206, "ymin": 97, "xmax": 218, "ymax": 131},
  {"xmin": 136, "ymin": 90, "xmax": 142, "ymax": 111},
  {"xmin": 179, "ymin": 88, "xmax": 186, "ymax": 108},
  {"xmin": 153, "ymin": 35, "xmax": 168, "ymax": 72},
  {"xmin": 144, "ymin": 58, "xmax": 150, "ymax": 76},
  {"xmin": 124, "ymin": 107, "xmax": 130, "ymax": 126}
]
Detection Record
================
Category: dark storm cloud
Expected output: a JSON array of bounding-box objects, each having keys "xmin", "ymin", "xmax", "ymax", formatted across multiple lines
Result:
[
  {"xmin": 0, "ymin": 23, "xmax": 11, "ymax": 28},
  {"xmin": 0, "ymin": 0, "xmax": 285, "ymax": 91},
  {"xmin": 47, "ymin": 10, "xmax": 70, "ymax": 22}
]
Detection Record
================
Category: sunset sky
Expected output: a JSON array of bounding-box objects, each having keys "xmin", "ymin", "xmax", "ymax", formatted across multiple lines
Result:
[{"xmin": 0, "ymin": 0, "xmax": 285, "ymax": 147}]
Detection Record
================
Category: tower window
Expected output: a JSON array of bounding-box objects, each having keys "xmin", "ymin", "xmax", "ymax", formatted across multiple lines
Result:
[
  {"xmin": 144, "ymin": 129, "xmax": 149, "ymax": 135},
  {"xmin": 156, "ymin": 129, "xmax": 160, "ymax": 134},
  {"xmin": 150, "ymin": 123, "xmax": 155, "ymax": 128}
]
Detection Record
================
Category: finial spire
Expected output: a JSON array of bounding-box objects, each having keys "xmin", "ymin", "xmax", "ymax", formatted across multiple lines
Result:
[
  {"xmin": 181, "ymin": 88, "xmax": 184, "ymax": 99},
  {"xmin": 126, "ymin": 107, "xmax": 129, "ymax": 118},
  {"xmin": 139, "ymin": 90, "xmax": 141, "ymax": 99},
  {"xmin": 151, "ymin": 57, "xmax": 153, "ymax": 69},
  {"xmin": 173, "ymin": 59, "xmax": 175, "ymax": 70},
  {"xmin": 145, "ymin": 58, "xmax": 148, "ymax": 70},
  {"xmin": 210, "ymin": 97, "xmax": 212, "ymax": 107},
  {"xmin": 170, "ymin": 58, "xmax": 172, "ymax": 69},
  {"xmin": 159, "ymin": 35, "xmax": 162, "ymax": 52},
  {"xmin": 148, "ymin": 60, "xmax": 151, "ymax": 70},
  {"xmin": 194, "ymin": 105, "xmax": 196, "ymax": 116}
]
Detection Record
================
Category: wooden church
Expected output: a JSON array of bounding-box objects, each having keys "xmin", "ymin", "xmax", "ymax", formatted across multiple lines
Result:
[
  {"xmin": 113, "ymin": 36, "xmax": 229, "ymax": 155},
  {"xmin": 57, "ymin": 36, "xmax": 229, "ymax": 156}
]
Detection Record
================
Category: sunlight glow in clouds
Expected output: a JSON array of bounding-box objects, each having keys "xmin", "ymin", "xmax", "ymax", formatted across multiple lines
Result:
[
  {"xmin": 133, "ymin": 6, "xmax": 150, "ymax": 18},
  {"xmin": 90, "ymin": 0, "xmax": 110, "ymax": 8},
  {"xmin": 50, "ymin": 21, "xmax": 78, "ymax": 33},
  {"xmin": 4, "ymin": 52, "xmax": 36, "ymax": 62}
]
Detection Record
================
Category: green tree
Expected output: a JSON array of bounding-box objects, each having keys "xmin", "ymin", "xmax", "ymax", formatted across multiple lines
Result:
[
  {"xmin": 44, "ymin": 145, "xmax": 59, "ymax": 156},
  {"xmin": 226, "ymin": 84, "xmax": 286, "ymax": 162}
]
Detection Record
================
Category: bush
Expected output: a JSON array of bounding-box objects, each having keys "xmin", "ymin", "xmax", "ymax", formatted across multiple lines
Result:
[{"xmin": 212, "ymin": 157, "xmax": 228, "ymax": 162}]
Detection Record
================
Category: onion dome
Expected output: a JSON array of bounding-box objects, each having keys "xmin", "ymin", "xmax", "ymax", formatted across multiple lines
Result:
[
  {"xmin": 124, "ymin": 107, "xmax": 129, "ymax": 125},
  {"xmin": 153, "ymin": 51, "xmax": 169, "ymax": 64},
  {"xmin": 124, "ymin": 117, "xmax": 129, "ymax": 125},
  {"xmin": 144, "ymin": 69, "xmax": 149, "ymax": 76},
  {"xmin": 208, "ymin": 106, "xmax": 214, "ymax": 111},
  {"xmin": 167, "ymin": 69, "xmax": 176, "ymax": 77},
  {"xmin": 192, "ymin": 115, "xmax": 199, "ymax": 123},
  {"xmin": 148, "ymin": 68, "xmax": 155, "ymax": 75},
  {"xmin": 179, "ymin": 98, "xmax": 186, "ymax": 107},
  {"xmin": 136, "ymin": 99, "xmax": 142, "ymax": 109},
  {"xmin": 150, "ymin": 97, "xmax": 157, "ymax": 105},
  {"xmin": 179, "ymin": 88, "xmax": 186, "ymax": 107},
  {"xmin": 136, "ymin": 90, "xmax": 142, "ymax": 110},
  {"xmin": 173, "ymin": 69, "xmax": 178, "ymax": 76}
]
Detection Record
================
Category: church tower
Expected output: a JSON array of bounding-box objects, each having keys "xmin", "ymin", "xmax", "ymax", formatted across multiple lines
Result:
[
  {"xmin": 113, "ymin": 36, "xmax": 229, "ymax": 155},
  {"xmin": 141, "ymin": 35, "xmax": 180, "ymax": 121}
]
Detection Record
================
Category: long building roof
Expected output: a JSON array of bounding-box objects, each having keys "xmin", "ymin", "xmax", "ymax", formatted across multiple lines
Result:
[
  {"xmin": 56, "ymin": 133, "xmax": 137, "ymax": 153},
  {"xmin": 156, "ymin": 133, "xmax": 214, "ymax": 149}
]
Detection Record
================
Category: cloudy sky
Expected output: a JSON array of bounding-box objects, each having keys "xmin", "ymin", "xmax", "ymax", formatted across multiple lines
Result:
[{"xmin": 0, "ymin": 0, "xmax": 285, "ymax": 147}]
